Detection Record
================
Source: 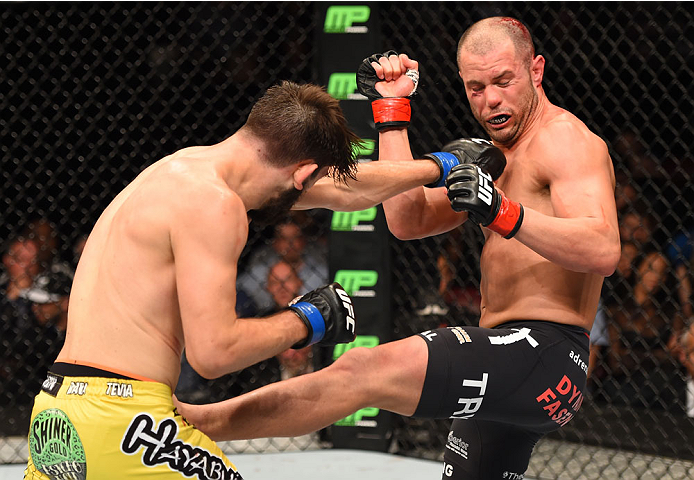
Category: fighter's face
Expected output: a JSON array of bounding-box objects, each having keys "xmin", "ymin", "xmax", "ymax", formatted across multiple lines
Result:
[
  {"xmin": 247, "ymin": 186, "xmax": 303, "ymax": 226},
  {"xmin": 459, "ymin": 41, "xmax": 538, "ymax": 147}
]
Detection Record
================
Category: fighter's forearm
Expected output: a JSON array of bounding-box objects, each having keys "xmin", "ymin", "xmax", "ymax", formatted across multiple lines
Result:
[
  {"xmin": 514, "ymin": 207, "xmax": 621, "ymax": 276},
  {"xmin": 187, "ymin": 311, "xmax": 308, "ymax": 380},
  {"xmin": 379, "ymin": 129, "xmax": 427, "ymax": 226},
  {"xmin": 296, "ymin": 154, "xmax": 439, "ymax": 211},
  {"xmin": 380, "ymin": 129, "xmax": 468, "ymax": 239}
]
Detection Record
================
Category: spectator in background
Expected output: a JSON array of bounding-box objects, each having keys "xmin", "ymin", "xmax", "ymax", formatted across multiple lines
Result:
[
  {"xmin": 1, "ymin": 238, "xmax": 41, "ymax": 302},
  {"xmin": 264, "ymin": 259, "xmax": 304, "ymax": 314},
  {"xmin": 602, "ymin": 248, "xmax": 685, "ymax": 409},
  {"xmin": 4, "ymin": 224, "xmax": 73, "ymax": 335},
  {"xmin": 677, "ymin": 323, "xmax": 694, "ymax": 417},
  {"xmin": 589, "ymin": 240, "xmax": 640, "ymax": 388},
  {"xmin": 594, "ymin": 197, "xmax": 688, "ymax": 407},
  {"xmin": 618, "ymin": 203, "xmax": 658, "ymax": 253},
  {"xmin": 234, "ymin": 260, "xmax": 317, "ymax": 392},
  {"xmin": 265, "ymin": 260, "xmax": 314, "ymax": 380},
  {"xmin": 237, "ymin": 217, "xmax": 327, "ymax": 313},
  {"xmin": 1, "ymin": 236, "xmax": 71, "ymax": 405},
  {"xmin": 602, "ymin": 202, "xmax": 659, "ymax": 320},
  {"xmin": 667, "ymin": 226, "xmax": 693, "ymax": 321},
  {"xmin": 25, "ymin": 271, "xmax": 72, "ymax": 332},
  {"xmin": 614, "ymin": 171, "xmax": 638, "ymax": 214},
  {"xmin": 1, "ymin": 237, "xmax": 42, "ymax": 330},
  {"xmin": 1, "ymin": 237, "xmax": 42, "ymax": 404},
  {"xmin": 23, "ymin": 217, "xmax": 75, "ymax": 280}
]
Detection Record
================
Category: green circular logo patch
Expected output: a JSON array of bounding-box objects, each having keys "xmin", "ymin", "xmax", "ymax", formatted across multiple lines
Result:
[{"xmin": 28, "ymin": 408, "xmax": 87, "ymax": 479}]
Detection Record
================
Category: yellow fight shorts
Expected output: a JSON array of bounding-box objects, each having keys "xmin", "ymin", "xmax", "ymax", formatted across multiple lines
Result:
[{"xmin": 24, "ymin": 370, "xmax": 242, "ymax": 479}]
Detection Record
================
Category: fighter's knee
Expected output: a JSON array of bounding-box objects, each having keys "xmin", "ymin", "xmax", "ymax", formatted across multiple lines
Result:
[
  {"xmin": 328, "ymin": 338, "xmax": 426, "ymax": 415},
  {"xmin": 328, "ymin": 346, "xmax": 385, "ymax": 407},
  {"xmin": 331, "ymin": 346, "xmax": 377, "ymax": 376}
]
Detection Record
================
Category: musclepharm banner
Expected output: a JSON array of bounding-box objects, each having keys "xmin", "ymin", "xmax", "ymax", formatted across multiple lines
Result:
[{"xmin": 318, "ymin": 2, "xmax": 392, "ymax": 451}]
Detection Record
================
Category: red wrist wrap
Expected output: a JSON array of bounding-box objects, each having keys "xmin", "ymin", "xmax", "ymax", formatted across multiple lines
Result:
[
  {"xmin": 371, "ymin": 97, "xmax": 411, "ymax": 130},
  {"xmin": 488, "ymin": 195, "xmax": 524, "ymax": 239}
]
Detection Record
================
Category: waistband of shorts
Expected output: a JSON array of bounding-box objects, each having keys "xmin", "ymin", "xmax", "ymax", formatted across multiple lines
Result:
[
  {"xmin": 41, "ymin": 371, "xmax": 173, "ymax": 402},
  {"xmin": 51, "ymin": 360, "xmax": 157, "ymax": 382},
  {"xmin": 493, "ymin": 319, "xmax": 590, "ymax": 340}
]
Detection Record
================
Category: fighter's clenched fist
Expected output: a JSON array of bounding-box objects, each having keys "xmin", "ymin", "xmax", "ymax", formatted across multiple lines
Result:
[
  {"xmin": 357, "ymin": 50, "xmax": 419, "ymax": 131},
  {"xmin": 446, "ymin": 164, "xmax": 524, "ymax": 239},
  {"xmin": 289, "ymin": 282, "xmax": 356, "ymax": 349}
]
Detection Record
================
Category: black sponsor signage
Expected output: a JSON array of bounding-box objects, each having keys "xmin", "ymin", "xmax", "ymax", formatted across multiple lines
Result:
[{"xmin": 317, "ymin": 2, "xmax": 393, "ymax": 452}]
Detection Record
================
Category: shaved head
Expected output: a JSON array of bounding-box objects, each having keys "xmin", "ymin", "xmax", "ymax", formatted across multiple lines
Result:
[{"xmin": 458, "ymin": 17, "xmax": 535, "ymax": 69}]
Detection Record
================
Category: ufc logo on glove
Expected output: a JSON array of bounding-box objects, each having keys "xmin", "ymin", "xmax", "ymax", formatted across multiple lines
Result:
[
  {"xmin": 477, "ymin": 167, "xmax": 494, "ymax": 206},
  {"xmin": 336, "ymin": 288, "xmax": 356, "ymax": 333}
]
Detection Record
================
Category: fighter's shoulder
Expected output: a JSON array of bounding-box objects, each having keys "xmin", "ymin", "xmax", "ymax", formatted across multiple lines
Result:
[
  {"xmin": 166, "ymin": 166, "xmax": 245, "ymax": 224},
  {"xmin": 530, "ymin": 109, "xmax": 608, "ymax": 160},
  {"xmin": 168, "ymin": 177, "xmax": 247, "ymax": 254}
]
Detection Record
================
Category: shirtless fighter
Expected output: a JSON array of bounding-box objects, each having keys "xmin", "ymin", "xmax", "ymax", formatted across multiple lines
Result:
[
  {"xmin": 24, "ymin": 81, "xmax": 417, "ymax": 480},
  {"xmin": 175, "ymin": 17, "xmax": 621, "ymax": 479}
]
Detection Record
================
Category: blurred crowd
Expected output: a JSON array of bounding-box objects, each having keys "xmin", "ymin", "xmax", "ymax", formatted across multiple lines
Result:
[
  {"xmin": 1, "ymin": 218, "xmax": 76, "ymax": 410},
  {"xmin": 586, "ymin": 132, "xmax": 694, "ymax": 416}
]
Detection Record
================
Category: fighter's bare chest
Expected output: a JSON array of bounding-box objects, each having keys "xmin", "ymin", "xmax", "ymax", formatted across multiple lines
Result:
[{"xmin": 495, "ymin": 153, "xmax": 552, "ymax": 212}]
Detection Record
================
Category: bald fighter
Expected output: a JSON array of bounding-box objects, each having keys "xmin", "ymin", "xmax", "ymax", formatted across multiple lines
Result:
[{"xmin": 175, "ymin": 17, "xmax": 620, "ymax": 479}]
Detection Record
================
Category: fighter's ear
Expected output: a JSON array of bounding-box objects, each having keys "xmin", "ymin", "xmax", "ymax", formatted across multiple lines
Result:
[
  {"xmin": 531, "ymin": 55, "xmax": 545, "ymax": 88},
  {"xmin": 292, "ymin": 162, "xmax": 319, "ymax": 190}
]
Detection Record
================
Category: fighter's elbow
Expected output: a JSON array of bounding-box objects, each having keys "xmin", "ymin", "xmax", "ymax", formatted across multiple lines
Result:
[
  {"xmin": 605, "ymin": 249, "xmax": 621, "ymax": 277},
  {"xmin": 587, "ymin": 221, "xmax": 621, "ymax": 277},
  {"xmin": 593, "ymin": 243, "xmax": 621, "ymax": 277},
  {"xmin": 383, "ymin": 209, "xmax": 425, "ymax": 240},
  {"xmin": 387, "ymin": 222, "xmax": 422, "ymax": 241},
  {"xmin": 389, "ymin": 227, "xmax": 409, "ymax": 241},
  {"xmin": 185, "ymin": 347, "xmax": 227, "ymax": 380}
]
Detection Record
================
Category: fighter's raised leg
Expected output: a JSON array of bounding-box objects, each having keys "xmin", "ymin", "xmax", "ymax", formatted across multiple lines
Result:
[{"xmin": 176, "ymin": 334, "xmax": 429, "ymax": 441}]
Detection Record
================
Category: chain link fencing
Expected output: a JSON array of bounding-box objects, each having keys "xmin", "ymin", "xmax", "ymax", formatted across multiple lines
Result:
[{"xmin": 1, "ymin": 2, "xmax": 693, "ymax": 478}]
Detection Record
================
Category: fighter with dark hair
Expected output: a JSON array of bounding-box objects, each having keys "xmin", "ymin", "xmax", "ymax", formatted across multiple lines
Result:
[{"xmin": 26, "ymin": 81, "xmax": 365, "ymax": 479}]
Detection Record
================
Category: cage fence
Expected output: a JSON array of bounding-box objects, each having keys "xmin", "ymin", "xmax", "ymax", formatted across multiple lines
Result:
[{"xmin": 1, "ymin": 2, "xmax": 693, "ymax": 478}]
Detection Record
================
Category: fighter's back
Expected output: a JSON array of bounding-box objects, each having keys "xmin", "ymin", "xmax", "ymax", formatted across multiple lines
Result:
[{"xmin": 58, "ymin": 147, "xmax": 230, "ymax": 388}]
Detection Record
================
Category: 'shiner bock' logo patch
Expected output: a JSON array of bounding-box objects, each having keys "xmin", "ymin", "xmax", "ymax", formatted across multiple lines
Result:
[{"xmin": 29, "ymin": 408, "xmax": 87, "ymax": 480}]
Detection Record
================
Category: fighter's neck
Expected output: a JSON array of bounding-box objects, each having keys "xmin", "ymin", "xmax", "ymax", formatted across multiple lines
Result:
[
  {"xmin": 212, "ymin": 134, "xmax": 281, "ymax": 211},
  {"xmin": 502, "ymin": 90, "xmax": 552, "ymax": 152}
]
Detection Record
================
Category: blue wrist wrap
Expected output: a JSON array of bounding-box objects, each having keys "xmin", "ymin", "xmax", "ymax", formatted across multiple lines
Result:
[
  {"xmin": 429, "ymin": 152, "xmax": 459, "ymax": 187},
  {"xmin": 291, "ymin": 302, "xmax": 326, "ymax": 346}
]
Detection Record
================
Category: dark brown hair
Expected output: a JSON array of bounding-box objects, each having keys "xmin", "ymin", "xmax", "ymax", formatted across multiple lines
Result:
[{"xmin": 242, "ymin": 81, "xmax": 361, "ymax": 183}]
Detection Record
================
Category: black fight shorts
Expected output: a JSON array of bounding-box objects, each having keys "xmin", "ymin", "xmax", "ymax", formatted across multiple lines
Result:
[{"xmin": 414, "ymin": 320, "xmax": 590, "ymax": 480}]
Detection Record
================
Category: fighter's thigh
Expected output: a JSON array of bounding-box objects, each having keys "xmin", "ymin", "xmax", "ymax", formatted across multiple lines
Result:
[
  {"xmin": 334, "ymin": 335, "xmax": 428, "ymax": 416},
  {"xmin": 442, "ymin": 419, "xmax": 540, "ymax": 480}
]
